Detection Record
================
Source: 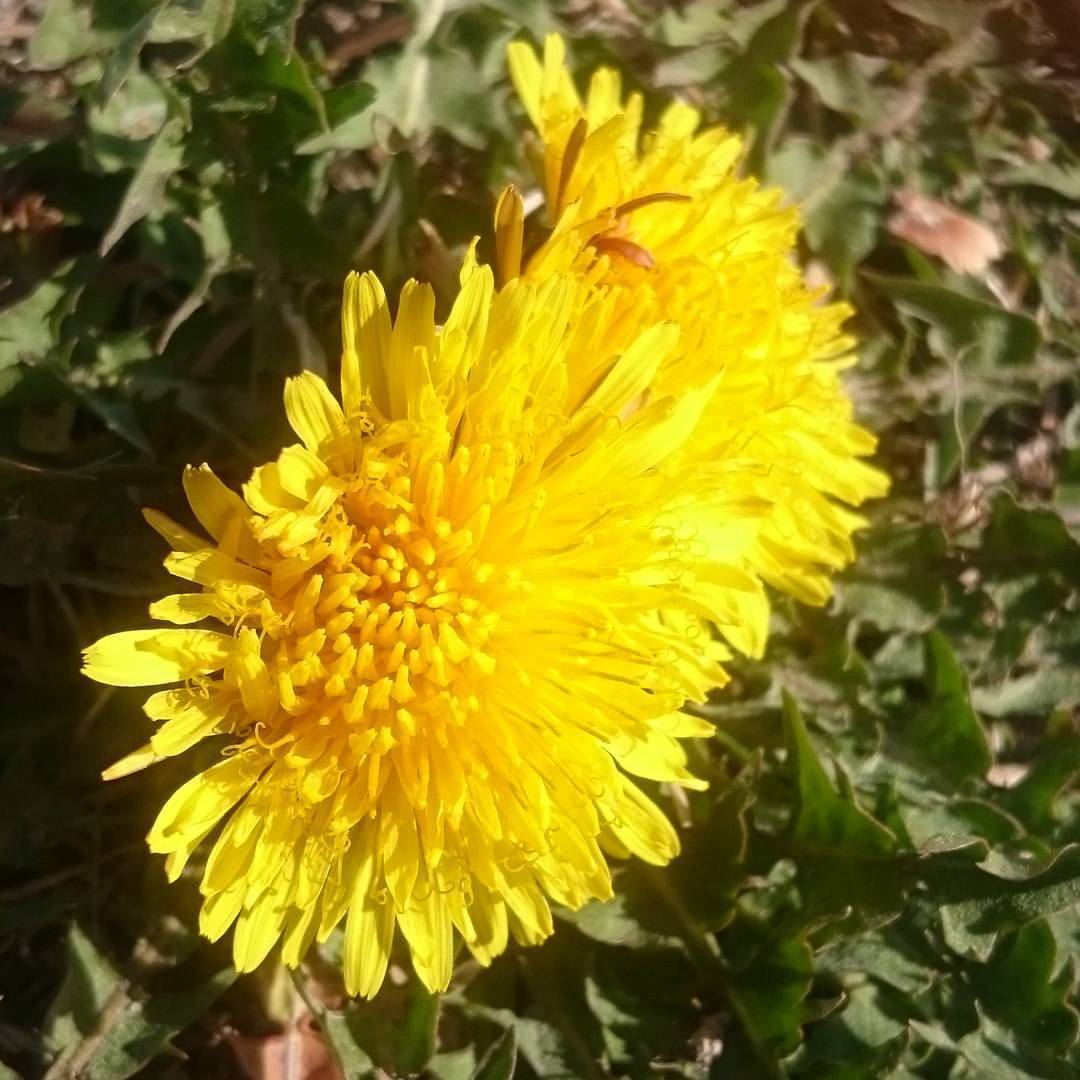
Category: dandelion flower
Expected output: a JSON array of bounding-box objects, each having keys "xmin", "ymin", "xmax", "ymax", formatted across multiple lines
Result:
[
  {"xmin": 81, "ymin": 37, "xmax": 888, "ymax": 998},
  {"xmin": 504, "ymin": 34, "xmax": 889, "ymax": 607},
  {"xmin": 83, "ymin": 257, "xmax": 776, "ymax": 996}
]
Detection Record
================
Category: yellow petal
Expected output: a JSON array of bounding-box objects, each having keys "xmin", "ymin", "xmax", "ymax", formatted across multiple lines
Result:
[
  {"xmin": 182, "ymin": 464, "xmax": 250, "ymax": 542},
  {"xmin": 343, "ymin": 892, "xmax": 395, "ymax": 998},
  {"xmin": 605, "ymin": 778, "xmax": 679, "ymax": 866},
  {"xmin": 151, "ymin": 692, "xmax": 232, "ymax": 757},
  {"xmin": 142, "ymin": 508, "xmax": 205, "ymax": 553},
  {"xmin": 276, "ymin": 445, "xmax": 330, "ymax": 502},
  {"xmin": 438, "ymin": 261, "xmax": 494, "ymax": 386},
  {"xmin": 144, "ymin": 686, "xmax": 230, "ymax": 721},
  {"xmin": 493, "ymin": 185, "xmax": 524, "ymax": 286},
  {"xmin": 82, "ymin": 629, "xmax": 234, "ymax": 687},
  {"xmin": 203, "ymin": 803, "xmax": 264, "ymax": 895},
  {"xmin": 233, "ymin": 883, "xmax": 288, "ymax": 973},
  {"xmin": 102, "ymin": 742, "xmax": 159, "ymax": 780},
  {"xmin": 380, "ymin": 784, "xmax": 421, "ymax": 909},
  {"xmin": 341, "ymin": 271, "xmax": 392, "ymax": 417},
  {"xmin": 283, "ymin": 371, "xmax": 346, "ymax": 453},
  {"xmin": 200, "ymin": 881, "xmax": 245, "ymax": 941},
  {"xmin": 507, "ymin": 39, "xmax": 544, "ymax": 128},
  {"xmin": 281, "ymin": 901, "xmax": 319, "ymax": 967},
  {"xmin": 387, "ymin": 280, "xmax": 436, "ymax": 420},
  {"xmin": 607, "ymin": 727, "xmax": 706, "ymax": 790},
  {"xmin": 398, "ymin": 885, "xmax": 454, "ymax": 993},
  {"xmin": 164, "ymin": 549, "xmax": 268, "ymax": 589},
  {"xmin": 573, "ymin": 322, "xmax": 679, "ymax": 418},
  {"xmin": 148, "ymin": 754, "xmax": 260, "ymax": 858},
  {"xmin": 149, "ymin": 593, "xmax": 232, "ymax": 625},
  {"xmin": 226, "ymin": 628, "xmax": 275, "ymax": 723},
  {"xmin": 500, "ymin": 876, "xmax": 554, "ymax": 946},
  {"xmin": 243, "ymin": 460, "xmax": 305, "ymax": 516},
  {"xmin": 464, "ymin": 890, "xmax": 508, "ymax": 966}
]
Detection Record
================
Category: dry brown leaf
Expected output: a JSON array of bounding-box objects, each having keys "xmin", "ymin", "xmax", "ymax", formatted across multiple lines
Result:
[
  {"xmin": 888, "ymin": 190, "xmax": 1002, "ymax": 275},
  {"xmin": 0, "ymin": 194, "xmax": 63, "ymax": 233},
  {"xmin": 229, "ymin": 1012, "xmax": 342, "ymax": 1080}
]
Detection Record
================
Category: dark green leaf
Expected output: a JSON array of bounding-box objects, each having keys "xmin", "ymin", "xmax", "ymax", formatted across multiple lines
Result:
[
  {"xmin": 235, "ymin": 0, "xmax": 304, "ymax": 53},
  {"xmin": 923, "ymin": 843, "xmax": 1080, "ymax": 957},
  {"xmin": 42, "ymin": 924, "xmax": 234, "ymax": 1080},
  {"xmin": 30, "ymin": 0, "xmax": 108, "ymax": 66},
  {"xmin": 969, "ymin": 920, "xmax": 1079, "ymax": 1054},
  {"xmin": 0, "ymin": 269, "xmax": 75, "ymax": 375},
  {"xmin": 43, "ymin": 924, "xmax": 120, "ymax": 1057},
  {"xmin": 905, "ymin": 631, "xmax": 992, "ymax": 784},
  {"xmin": 783, "ymin": 694, "xmax": 897, "ymax": 857},
  {"xmin": 331, "ymin": 982, "xmax": 440, "ymax": 1077},
  {"xmin": 98, "ymin": 1, "xmax": 167, "ymax": 106},
  {"xmin": 868, "ymin": 275, "xmax": 1041, "ymax": 370},
  {"xmin": 470, "ymin": 1027, "xmax": 516, "ymax": 1080},
  {"xmin": 720, "ymin": 920, "xmax": 816, "ymax": 1066},
  {"xmin": 99, "ymin": 115, "xmax": 186, "ymax": 255},
  {"xmin": 804, "ymin": 167, "xmax": 886, "ymax": 292}
]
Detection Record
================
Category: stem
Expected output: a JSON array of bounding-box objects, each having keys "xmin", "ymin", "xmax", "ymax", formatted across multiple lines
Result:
[
  {"xmin": 521, "ymin": 951, "xmax": 606, "ymax": 1080},
  {"xmin": 642, "ymin": 868, "xmax": 785, "ymax": 1079}
]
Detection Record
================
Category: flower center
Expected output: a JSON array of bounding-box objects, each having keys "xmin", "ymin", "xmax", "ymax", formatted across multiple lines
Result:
[{"xmin": 239, "ymin": 447, "xmax": 503, "ymax": 811}]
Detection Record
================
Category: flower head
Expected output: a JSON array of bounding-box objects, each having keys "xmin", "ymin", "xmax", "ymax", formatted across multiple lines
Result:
[
  {"xmin": 82, "ymin": 255, "xmax": 774, "ymax": 996},
  {"xmin": 505, "ymin": 34, "xmax": 889, "ymax": 607},
  {"xmin": 81, "ymin": 36, "xmax": 887, "ymax": 999}
]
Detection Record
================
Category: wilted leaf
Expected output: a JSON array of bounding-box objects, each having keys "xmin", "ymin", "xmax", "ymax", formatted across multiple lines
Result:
[
  {"xmin": 230, "ymin": 1008, "xmax": 343, "ymax": 1080},
  {"xmin": 888, "ymin": 191, "xmax": 1003, "ymax": 275}
]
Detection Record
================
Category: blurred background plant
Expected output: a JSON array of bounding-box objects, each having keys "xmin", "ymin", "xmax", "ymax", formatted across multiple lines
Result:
[{"xmin": 1, "ymin": 0, "xmax": 1079, "ymax": 1077}]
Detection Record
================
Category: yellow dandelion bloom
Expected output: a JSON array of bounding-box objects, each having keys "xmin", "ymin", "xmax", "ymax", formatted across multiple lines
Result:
[
  {"xmin": 504, "ymin": 34, "xmax": 889, "ymax": 606},
  {"xmin": 83, "ymin": 255, "xmax": 778, "ymax": 996}
]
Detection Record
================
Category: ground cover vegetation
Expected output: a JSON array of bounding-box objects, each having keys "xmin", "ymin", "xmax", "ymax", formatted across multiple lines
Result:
[{"xmin": 1, "ymin": 1, "xmax": 1079, "ymax": 1077}]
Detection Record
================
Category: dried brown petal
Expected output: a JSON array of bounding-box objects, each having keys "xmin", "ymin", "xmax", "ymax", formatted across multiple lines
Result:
[{"xmin": 888, "ymin": 190, "xmax": 1002, "ymax": 275}]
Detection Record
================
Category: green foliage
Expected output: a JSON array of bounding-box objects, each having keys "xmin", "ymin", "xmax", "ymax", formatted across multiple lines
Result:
[{"xmin": 2, "ymin": 0, "xmax": 1078, "ymax": 1077}]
